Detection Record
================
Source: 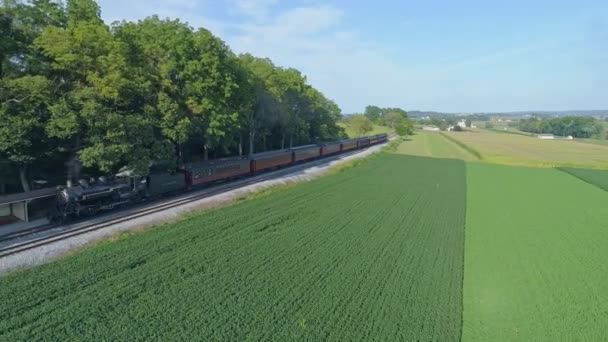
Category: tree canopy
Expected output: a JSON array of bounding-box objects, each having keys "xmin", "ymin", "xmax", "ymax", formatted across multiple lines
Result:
[
  {"xmin": 0, "ymin": 0, "xmax": 345, "ymax": 193},
  {"xmin": 346, "ymin": 115, "xmax": 373, "ymax": 137},
  {"xmin": 518, "ymin": 116, "xmax": 604, "ymax": 138},
  {"xmin": 363, "ymin": 105, "xmax": 408, "ymax": 126}
]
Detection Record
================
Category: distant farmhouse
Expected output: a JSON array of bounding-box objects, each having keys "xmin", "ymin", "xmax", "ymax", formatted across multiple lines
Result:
[
  {"xmin": 422, "ymin": 126, "xmax": 440, "ymax": 131},
  {"xmin": 537, "ymin": 134, "xmax": 574, "ymax": 140}
]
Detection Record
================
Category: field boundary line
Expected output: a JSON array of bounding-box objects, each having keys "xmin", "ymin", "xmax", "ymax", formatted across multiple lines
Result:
[
  {"xmin": 439, "ymin": 133, "xmax": 483, "ymax": 160},
  {"xmin": 555, "ymin": 167, "xmax": 608, "ymax": 192},
  {"xmin": 459, "ymin": 160, "xmax": 468, "ymax": 342},
  {"xmin": 486, "ymin": 128, "xmax": 534, "ymax": 137}
]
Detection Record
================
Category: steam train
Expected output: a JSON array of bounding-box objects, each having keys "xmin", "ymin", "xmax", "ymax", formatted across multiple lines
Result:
[{"xmin": 49, "ymin": 134, "xmax": 388, "ymax": 223}]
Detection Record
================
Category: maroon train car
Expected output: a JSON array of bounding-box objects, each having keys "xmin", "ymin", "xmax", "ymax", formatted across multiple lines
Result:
[
  {"xmin": 182, "ymin": 157, "xmax": 250, "ymax": 187},
  {"xmin": 251, "ymin": 150, "xmax": 293, "ymax": 173},
  {"xmin": 357, "ymin": 137, "xmax": 371, "ymax": 148},
  {"xmin": 320, "ymin": 141, "xmax": 341, "ymax": 156},
  {"xmin": 340, "ymin": 138, "xmax": 358, "ymax": 152},
  {"xmin": 290, "ymin": 145, "xmax": 321, "ymax": 162}
]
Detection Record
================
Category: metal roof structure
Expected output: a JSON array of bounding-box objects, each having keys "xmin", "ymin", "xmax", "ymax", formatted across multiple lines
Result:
[{"xmin": 0, "ymin": 187, "xmax": 56, "ymax": 206}]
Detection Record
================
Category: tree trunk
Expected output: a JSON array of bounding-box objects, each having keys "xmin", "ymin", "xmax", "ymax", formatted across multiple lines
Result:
[
  {"xmin": 238, "ymin": 134, "xmax": 243, "ymax": 156},
  {"xmin": 19, "ymin": 165, "xmax": 30, "ymax": 192},
  {"xmin": 177, "ymin": 143, "xmax": 183, "ymax": 165},
  {"xmin": 0, "ymin": 182, "xmax": 5, "ymax": 195},
  {"xmin": 203, "ymin": 144, "xmax": 209, "ymax": 161},
  {"xmin": 248, "ymin": 130, "xmax": 255, "ymax": 156},
  {"xmin": 281, "ymin": 134, "xmax": 285, "ymax": 149},
  {"xmin": 289, "ymin": 134, "xmax": 293, "ymax": 148}
]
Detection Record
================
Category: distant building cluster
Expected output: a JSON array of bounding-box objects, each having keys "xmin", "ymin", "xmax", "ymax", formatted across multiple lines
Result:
[{"xmin": 537, "ymin": 134, "xmax": 573, "ymax": 140}]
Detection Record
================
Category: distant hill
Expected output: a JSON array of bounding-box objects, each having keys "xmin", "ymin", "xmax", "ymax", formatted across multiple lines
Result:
[
  {"xmin": 497, "ymin": 110, "xmax": 608, "ymax": 117},
  {"xmin": 407, "ymin": 110, "xmax": 608, "ymax": 118}
]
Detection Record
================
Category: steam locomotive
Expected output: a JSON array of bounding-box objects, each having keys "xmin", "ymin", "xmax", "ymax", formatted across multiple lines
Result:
[{"xmin": 48, "ymin": 134, "xmax": 388, "ymax": 224}]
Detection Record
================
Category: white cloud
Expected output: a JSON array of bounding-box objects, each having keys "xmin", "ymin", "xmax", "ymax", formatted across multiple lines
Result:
[
  {"xmin": 97, "ymin": 1, "xmax": 447, "ymax": 112},
  {"xmin": 227, "ymin": 0, "xmax": 278, "ymax": 20},
  {"xmin": 224, "ymin": 4, "xmax": 413, "ymax": 112}
]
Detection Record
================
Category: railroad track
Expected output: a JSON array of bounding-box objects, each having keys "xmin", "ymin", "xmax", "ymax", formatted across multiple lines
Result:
[{"xmin": 0, "ymin": 145, "xmax": 383, "ymax": 259}]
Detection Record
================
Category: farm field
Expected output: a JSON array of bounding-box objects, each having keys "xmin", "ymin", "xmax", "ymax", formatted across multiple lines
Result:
[
  {"xmin": 575, "ymin": 137, "xmax": 608, "ymax": 147},
  {"xmin": 395, "ymin": 131, "xmax": 479, "ymax": 161},
  {"xmin": 558, "ymin": 167, "xmax": 608, "ymax": 191},
  {"xmin": 0, "ymin": 154, "xmax": 466, "ymax": 341},
  {"xmin": 443, "ymin": 131, "xmax": 608, "ymax": 168},
  {"xmin": 463, "ymin": 163, "xmax": 608, "ymax": 341}
]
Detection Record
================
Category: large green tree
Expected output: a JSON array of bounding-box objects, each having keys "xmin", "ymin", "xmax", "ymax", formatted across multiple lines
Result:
[
  {"xmin": 364, "ymin": 105, "xmax": 383, "ymax": 123},
  {"xmin": 36, "ymin": 0, "xmax": 171, "ymax": 184},
  {"xmin": 348, "ymin": 114, "xmax": 373, "ymax": 137},
  {"xmin": 0, "ymin": 0, "xmax": 347, "ymax": 192},
  {"xmin": 0, "ymin": 0, "xmax": 65, "ymax": 191},
  {"xmin": 237, "ymin": 54, "xmax": 281, "ymax": 155}
]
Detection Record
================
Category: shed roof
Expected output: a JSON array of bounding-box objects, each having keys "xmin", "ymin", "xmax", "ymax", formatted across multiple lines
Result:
[{"xmin": 0, "ymin": 187, "xmax": 57, "ymax": 206}]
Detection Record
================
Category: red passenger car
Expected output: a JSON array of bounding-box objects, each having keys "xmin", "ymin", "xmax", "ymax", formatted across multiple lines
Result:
[
  {"xmin": 290, "ymin": 145, "xmax": 321, "ymax": 162},
  {"xmin": 183, "ymin": 157, "xmax": 251, "ymax": 187},
  {"xmin": 251, "ymin": 150, "xmax": 293, "ymax": 173},
  {"xmin": 340, "ymin": 138, "xmax": 358, "ymax": 151},
  {"xmin": 320, "ymin": 141, "xmax": 341, "ymax": 156}
]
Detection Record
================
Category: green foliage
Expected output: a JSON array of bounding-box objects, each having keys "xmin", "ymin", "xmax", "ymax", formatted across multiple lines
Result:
[
  {"xmin": 395, "ymin": 118, "xmax": 414, "ymax": 136},
  {"xmin": 0, "ymin": 1, "xmax": 345, "ymax": 188},
  {"xmin": 364, "ymin": 105, "xmax": 382, "ymax": 122},
  {"xmin": 0, "ymin": 76, "xmax": 51, "ymax": 165},
  {"xmin": 0, "ymin": 154, "xmax": 465, "ymax": 341},
  {"xmin": 518, "ymin": 116, "xmax": 604, "ymax": 138},
  {"xmin": 364, "ymin": 105, "xmax": 408, "ymax": 126},
  {"xmin": 345, "ymin": 114, "xmax": 373, "ymax": 137},
  {"xmin": 484, "ymin": 121, "xmax": 494, "ymax": 129}
]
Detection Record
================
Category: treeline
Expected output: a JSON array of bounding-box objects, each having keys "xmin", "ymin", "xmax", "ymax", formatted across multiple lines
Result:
[
  {"xmin": 343, "ymin": 105, "xmax": 413, "ymax": 137},
  {"xmin": 363, "ymin": 105, "xmax": 409, "ymax": 128},
  {"xmin": 518, "ymin": 116, "xmax": 604, "ymax": 138},
  {"xmin": 0, "ymin": 0, "xmax": 345, "ymax": 193}
]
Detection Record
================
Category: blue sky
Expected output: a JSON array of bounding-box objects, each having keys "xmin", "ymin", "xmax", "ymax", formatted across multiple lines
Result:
[{"xmin": 98, "ymin": 0, "xmax": 608, "ymax": 113}]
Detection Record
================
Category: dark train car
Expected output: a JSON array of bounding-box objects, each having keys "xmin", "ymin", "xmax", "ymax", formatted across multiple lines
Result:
[
  {"xmin": 251, "ymin": 149, "xmax": 293, "ymax": 173},
  {"xmin": 183, "ymin": 157, "xmax": 251, "ymax": 187},
  {"xmin": 340, "ymin": 138, "xmax": 358, "ymax": 152},
  {"xmin": 146, "ymin": 172, "xmax": 187, "ymax": 197},
  {"xmin": 357, "ymin": 137, "xmax": 371, "ymax": 148},
  {"xmin": 369, "ymin": 135, "xmax": 378, "ymax": 145},
  {"xmin": 290, "ymin": 145, "xmax": 321, "ymax": 162},
  {"xmin": 376, "ymin": 133, "xmax": 388, "ymax": 143},
  {"xmin": 321, "ymin": 141, "xmax": 341, "ymax": 156}
]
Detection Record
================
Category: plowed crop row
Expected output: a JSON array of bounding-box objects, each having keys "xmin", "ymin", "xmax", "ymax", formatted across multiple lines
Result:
[{"xmin": 0, "ymin": 154, "xmax": 466, "ymax": 341}]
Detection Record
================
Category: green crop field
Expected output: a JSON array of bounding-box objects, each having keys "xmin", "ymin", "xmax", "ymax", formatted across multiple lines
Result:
[
  {"xmin": 395, "ymin": 131, "xmax": 479, "ymax": 160},
  {"xmin": 4, "ymin": 146, "xmax": 608, "ymax": 341},
  {"xmin": 433, "ymin": 131, "xmax": 608, "ymax": 168},
  {"xmin": 0, "ymin": 154, "xmax": 466, "ymax": 341},
  {"xmin": 558, "ymin": 167, "xmax": 608, "ymax": 191},
  {"xmin": 464, "ymin": 163, "xmax": 608, "ymax": 340}
]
